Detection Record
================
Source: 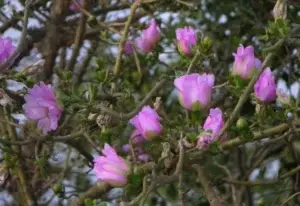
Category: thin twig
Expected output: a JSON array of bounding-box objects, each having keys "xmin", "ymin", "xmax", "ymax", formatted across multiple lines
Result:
[
  {"xmin": 113, "ymin": 0, "xmax": 142, "ymax": 75},
  {"xmin": 214, "ymin": 162, "xmax": 238, "ymax": 206},
  {"xmin": 3, "ymin": 107, "xmax": 34, "ymax": 206},
  {"xmin": 94, "ymin": 79, "xmax": 167, "ymax": 120},
  {"xmin": 83, "ymin": 133, "xmax": 101, "ymax": 153},
  {"xmin": 133, "ymin": 47, "xmax": 143, "ymax": 85},
  {"xmin": 220, "ymin": 123, "xmax": 289, "ymax": 150},
  {"xmin": 0, "ymin": 130, "xmax": 84, "ymax": 146},
  {"xmin": 193, "ymin": 164, "xmax": 227, "ymax": 206},
  {"xmin": 129, "ymin": 138, "xmax": 137, "ymax": 163},
  {"xmin": 76, "ymin": 182, "xmax": 111, "ymax": 205},
  {"xmin": 129, "ymin": 176, "xmax": 149, "ymax": 205},
  {"xmin": 281, "ymin": 191, "xmax": 300, "ymax": 206},
  {"xmin": 186, "ymin": 50, "xmax": 200, "ymax": 74},
  {"xmin": 67, "ymin": 0, "xmax": 88, "ymax": 71}
]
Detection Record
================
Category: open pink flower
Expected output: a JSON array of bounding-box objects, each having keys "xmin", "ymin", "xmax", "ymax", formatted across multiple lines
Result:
[
  {"xmin": 23, "ymin": 82, "xmax": 62, "ymax": 135},
  {"xmin": 93, "ymin": 144, "xmax": 130, "ymax": 187},
  {"xmin": 232, "ymin": 45, "xmax": 261, "ymax": 79},
  {"xmin": 129, "ymin": 106, "xmax": 162, "ymax": 140},
  {"xmin": 174, "ymin": 73, "xmax": 215, "ymax": 110},
  {"xmin": 136, "ymin": 20, "xmax": 160, "ymax": 53},
  {"xmin": 176, "ymin": 26, "xmax": 197, "ymax": 56},
  {"xmin": 197, "ymin": 108, "xmax": 225, "ymax": 148},
  {"xmin": 254, "ymin": 68, "xmax": 277, "ymax": 103},
  {"xmin": 0, "ymin": 36, "xmax": 15, "ymax": 63}
]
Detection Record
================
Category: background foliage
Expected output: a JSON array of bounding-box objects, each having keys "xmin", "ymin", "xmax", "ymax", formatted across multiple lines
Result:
[{"xmin": 1, "ymin": 0, "xmax": 300, "ymax": 205}]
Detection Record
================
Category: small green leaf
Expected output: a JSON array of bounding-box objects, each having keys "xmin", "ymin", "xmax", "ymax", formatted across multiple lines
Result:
[
  {"xmin": 232, "ymin": 75, "xmax": 247, "ymax": 89},
  {"xmin": 128, "ymin": 174, "xmax": 142, "ymax": 186},
  {"xmin": 98, "ymin": 202, "xmax": 108, "ymax": 206},
  {"xmin": 186, "ymin": 133, "xmax": 198, "ymax": 142},
  {"xmin": 190, "ymin": 110, "xmax": 203, "ymax": 123},
  {"xmin": 84, "ymin": 199, "xmax": 95, "ymax": 206},
  {"xmin": 208, "ymin": 142, "xmax": 219, "ymax": 154},
  {"xmin": 174, "ymin": 70, "xmax": 185, "ymax": 77}
]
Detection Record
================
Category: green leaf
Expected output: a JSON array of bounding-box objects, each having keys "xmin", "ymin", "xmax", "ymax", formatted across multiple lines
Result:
[
  {"xmin": 84, "ymin": 199, "xmax": 95, "ymax": 206},
  {"xmin": 174, "ymin": 70, "xmax": 185, "ymax": 77},
  {"xmin": 190, "ymin": 110, "xmax": 204, "ymax": 123},
  {"xmin": 232, "ymin": 75, "xmax": 247, "ymax": 89},
  {"xmin": 208, "ymin": 142, "xmax": 219, "ymax": 154},
  {"xmin": 98, "ymin": 202, "xmax": 108, "ymax": 206},
  {"xmin": 186, "ymin": 133, "xmax": 198, "ymax": 142},
  {"xmin": 128, "ymin": 174, "xmax": 142, "ymax": 186}
]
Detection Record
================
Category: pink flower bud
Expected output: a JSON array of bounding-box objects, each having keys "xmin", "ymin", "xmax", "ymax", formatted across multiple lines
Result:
[
  {"xmin": 93, "ymin": 144, "xmax": 130, "ymax": 187},
  {"xmin": 69, "ymin": 0, "xmax": 83, "ymax": 12},
  {"xmin": 232, "ymin": 45, "xmax": 261, "ymax": 79},
  {"xmin": 129, "ymin": 106, "xmax": 162, "ymax": 140},
  {"xmin": 136, "ymin": 20, "xmax": 160, "ymax": 53},
  {"xmin": 124, "ymin": 41, "xmax": 134, "ymax": 56},
  {"xmin": 122, "ymin": 144, "xmax": 130, "ymax": 153},
  {"xmin": 131, "ymin": 129, "xmax": 146, "ymax": 144},
  {"xmin": 174, "ymin": 73, "xmax": 215, "ymax": 111},
  {"xmin": 254, "ymin": 68, "xmax": 277, "ymax": 103},
  {"xmin": 176, "ymin": 26, "xmax": 197, "ymax": 56},
  {"xmin": 0, "ymin": 36, "xmax": 15, "ymax": 63},
  {"xmin": 138, "ymin": 154, "xmax": 150, "ymax": 163},
  {"xmin": 23, "ymin": 82, "xmax": 62, "ymax": 135},
  {"xmin": 197, "ymin": 108, "xmax": 225, "ymax": 148}
]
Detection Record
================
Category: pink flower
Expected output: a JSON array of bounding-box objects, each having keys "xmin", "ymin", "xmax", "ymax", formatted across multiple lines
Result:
[
  {"xmin": 129, "ymin": 106, "xmax": 162, "ymax": 140},
  {"xmin": 174, "ymin": 73, "xmax": 215, "ymax": 111},
  {"xmin": 136, "ymin": 20, "xmax": 160, "ymax": 53},
  {"xmin": 23, "ymin": 82, "xmax": 62, "ymax": 135},
  {"xmin": 232, "ymin": 45, "xmax": 261, "ymax": 79},
  {"xmin": 124, "ymin": 41, "xmax": 134, "ymax": 56},
  {"xmin": 254, "ymin": 68, "xmax": 277, "ymax": 103},
  {"xmin": 0, "ymin": 36, "xmax": 15, "ymax": 63},
  {"xmin": 93, "ymin": 144, "xmax": 130, "ymax": 187},
  {"xmin": 176, "ymin": 27, "xmax": 197, "ymax": 56},
  {"xmin": 197, "ymin": 108, "xmax": 225, "ymax": 148}
]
